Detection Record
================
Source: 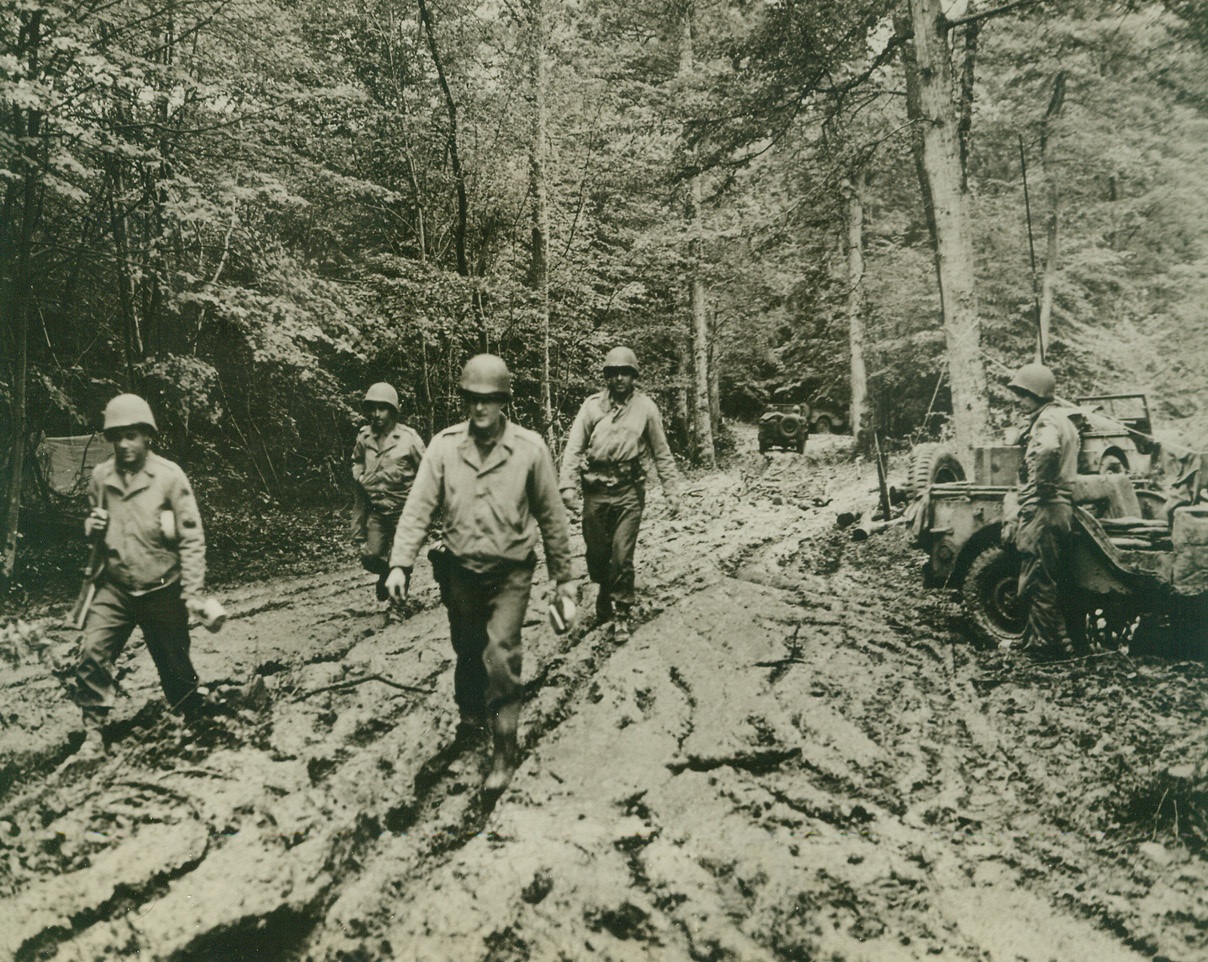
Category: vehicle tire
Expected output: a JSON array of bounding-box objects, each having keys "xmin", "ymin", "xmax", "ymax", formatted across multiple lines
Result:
[
  {"xmin": 962, "ymin": 546, "xmax": 1026, "ymax": 646},
  {"xmin": 779, "ymin": 414, "xmax": 802, "ymax": 439},
  {"xmin": 906, "ymin": 443, "xmax": 966, "ymax": 497},
  {"xmin": 813, "ymin": 416, "xmax": 832, "ymax": 435}
]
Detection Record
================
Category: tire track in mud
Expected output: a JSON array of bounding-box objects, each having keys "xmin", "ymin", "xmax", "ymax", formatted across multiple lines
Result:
[{"xmin": 5, "ymin": 437, "xmax": 1207, "ymax": 960}]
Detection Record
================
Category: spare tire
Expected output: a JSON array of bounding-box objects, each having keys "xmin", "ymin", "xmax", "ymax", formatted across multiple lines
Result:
[
  {"xmin": 779, "ymin": 415, "xmax": 803, "ymax": 438},
  {"xmin": 906, "ymin": 442, "xmax": 966, "ymax": 497}
]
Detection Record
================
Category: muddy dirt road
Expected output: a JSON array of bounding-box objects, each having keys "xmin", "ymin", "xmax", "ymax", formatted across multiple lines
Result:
[{"xmin": 2, "ymin": 430, "xmax": 1206, "ymax": 962}]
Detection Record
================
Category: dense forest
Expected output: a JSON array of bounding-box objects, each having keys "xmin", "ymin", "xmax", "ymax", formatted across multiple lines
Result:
[{"xmin": 4, "ymin": 0, "xmax": 1208, "ymax": 581}]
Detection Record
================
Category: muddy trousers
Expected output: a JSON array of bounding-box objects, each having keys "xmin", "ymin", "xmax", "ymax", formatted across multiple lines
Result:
[
  {"xmin": 360, "ymin": 510, "xmax": 400, "ymax": 599},
  {"xmin": 442, "ymin": 559, "xmax": 535, "ymax": 721},
  {"xmin": 76, "ymin": 581, "xmax": 201, "ymax": 723},
  {"xmin": 582, "ymin": 484, "xmax": 644, "ymax": 613},
  {"xmin": 1017, "ymin": 504, "xmax": 1080, "ymax": 651}
]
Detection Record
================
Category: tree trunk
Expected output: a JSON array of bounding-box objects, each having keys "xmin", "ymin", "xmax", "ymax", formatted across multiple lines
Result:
[
  {"xmin": 108, "ymin": 160, "xmax": 142, "ymax": 390},
  {"xmin": 707, "ymin": 307, "xmax": 721, "ymax": 430},
  {"xmin": 527, "ymin": 0, "xmax": 553, "ymax": 436},
  {"xmin": 842, "ymin": 172, "xmax": 871, "ymax": 452},
  {"xmin": 679, "ymin": 3, "xmax": 715, "ymax": 467},
  {"xmin": 1037, "ymin": 72, "xmax": 1065, "ymax": 360},
  {"xmin": 904, "ymin": 0, "xmax": 990, "ymax": 465},
  {"xmin": 418, "ymin": 0, "xmax": 470, "ymax": 277},
  {"xmin": 2, "ymin": 12, "xmax": 42, "ymax": 583}
]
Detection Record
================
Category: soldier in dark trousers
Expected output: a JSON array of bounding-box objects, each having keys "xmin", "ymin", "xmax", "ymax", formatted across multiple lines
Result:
[
  {"xmin": 74, "ymin": 394, "xmax": 210, "ymax": 759},
  {"xmin": 351, "ymin": 382, "xmax": 425, "ymax": 615},
  {"xmin": 386, "ymin": 355, "xmax": 575, "ymax": 796},
  {"xmin": 558, "ymin": 347, "xmax": 682, "ymax": 641},
  {"xmin": 1007, "ymin": 362, "xmax": 1082, "ymax": 661}
]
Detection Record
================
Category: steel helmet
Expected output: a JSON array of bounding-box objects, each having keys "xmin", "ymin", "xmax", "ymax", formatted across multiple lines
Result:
[
  {"xmin": 1008, "ymin": 362, "xmax": 1056, "ymax": 401},
  {"xmin": 603, "ymin": 346, "xmax": 639, "ymax": 375},
  {"xmin": 459, "ymin": 354, "xmax": 512, "ymax": 397},
  {"xmin": 362, "ymin": 382, "xmax": 399, "ymax": 412},
  {"xmin": 102, "ymin": 394, "xmax": 157, "ymax": 435}
]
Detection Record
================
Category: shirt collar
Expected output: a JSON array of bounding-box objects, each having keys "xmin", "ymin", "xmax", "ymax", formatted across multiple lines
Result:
[{"xmin": 457, "ymin": 417, "xmax": 516, "ymax": 470}]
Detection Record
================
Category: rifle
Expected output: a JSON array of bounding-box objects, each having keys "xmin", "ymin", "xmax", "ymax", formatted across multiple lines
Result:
[
  {"xmin": 69, "ymin": 488, "xmax": 108, "ymax": 630},
  {"xmin": 68, "ymin": 536, "xmax": 105, "ymax": 630}
]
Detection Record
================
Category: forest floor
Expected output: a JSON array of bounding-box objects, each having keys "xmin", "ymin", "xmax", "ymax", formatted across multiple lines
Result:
[{"xmin": 1, "ymin": 427, "xmax": 1207, "ymax": 962}]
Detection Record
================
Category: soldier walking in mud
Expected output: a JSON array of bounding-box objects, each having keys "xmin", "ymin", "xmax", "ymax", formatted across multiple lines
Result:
[
  {"xmin": 1006, "ymin": 363, "xmax": 1083, "ymax": 661},
  {"xmin": 558, "ymin": 346, "xmax": 682, "ymax": 641},
  {"xmin": 385, "ymin": 355, "xmax": 576, "ymax": 795},
  {"xmin": 73, "ymin": 394, "xmax": 211, "ymax": 759},
  {"xmin": 351, "ymin": 382, "xmax": 426, "ymax": 618}
]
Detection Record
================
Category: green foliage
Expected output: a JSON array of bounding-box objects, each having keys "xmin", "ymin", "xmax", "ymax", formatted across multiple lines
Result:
[{"xmin": 4, "ymin": 0, "xmax": 1208, "ymax": 576}]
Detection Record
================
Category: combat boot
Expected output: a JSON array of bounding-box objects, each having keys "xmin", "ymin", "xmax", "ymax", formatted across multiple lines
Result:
[
  {"xmin": 613, "ymin": 605, "xmax": 631, "ymax": 643},
  {"xmin": 75, "ymin": 728, "xmax": 107, "ymax": 761},
  {"xmin": 483, "ymin": 702, "xmax": 521, "ymax": 798}
]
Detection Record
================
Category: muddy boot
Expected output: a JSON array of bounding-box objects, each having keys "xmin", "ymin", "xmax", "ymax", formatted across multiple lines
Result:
[
  {"xmin": 595, "ymin": 587, "xmax": 613, "ymax": 625},
  {"xmin": 75, "ymin": 709, "xmax": 108, "ymax": 761},
  {"xmin": 484, "ymin": 702, "xmax": 520, "ymax": 797},
  {"xmin": 613, "ymin": 605, "xmax": 631, "ymax": 643},
  {"xmin": 75, "ymin": 728, "xmax": 107, "ymax": 761}
]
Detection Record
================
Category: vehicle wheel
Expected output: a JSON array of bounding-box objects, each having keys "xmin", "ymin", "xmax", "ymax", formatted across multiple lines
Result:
[
  {"xmin": 906, "ymin": 442, "xmax": 966, "ymax": 497},
  {"xmin": 962, "ymin": 546, "xmax": 1026, "ymax": 646},
  {"xmin": 779, "ymin": 414, "xmax": 802, "ymax": 439},
  {"xmin": 813, "ymin": 416, "xmax": 832, "ymax": 435}
]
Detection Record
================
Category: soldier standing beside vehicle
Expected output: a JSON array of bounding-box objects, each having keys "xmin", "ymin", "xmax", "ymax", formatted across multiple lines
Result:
[
  {"xmin": 74, "ymin": 394, "xmax": 211, "ymax": 759},
  {"xmin": 1006, "ymin": 363, "xmax": 1082, "ymax": 661},
  {"xmin": 351, "ymin": 382, "xmax": 425, "ymax": 616},
  {"xmin": 558, "ymin": 346, "xmax": 683, "ymax": 642},
  {"xmin": 385, "ymin": 355, "xmax": 575, "ymax": 796}
]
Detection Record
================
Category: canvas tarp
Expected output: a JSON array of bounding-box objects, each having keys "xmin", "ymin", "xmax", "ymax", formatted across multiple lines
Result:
[{"xmin": 34, "ymin": 434, "xmax": 108, "ymax": 499}]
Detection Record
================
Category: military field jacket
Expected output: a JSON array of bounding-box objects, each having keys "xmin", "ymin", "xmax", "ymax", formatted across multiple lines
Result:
[
  {"xmin": 558, "ymin": 389, "xmax": 681, "ymax": 496},
  {"xmin": 89, "ymin": 453, "xmax": 206, "ymax": 599},
  {"xmin": 389, "ymin": 419, "xmax": 574, "ymax": 582},
  {"xmin": 1018, "ymin": 403, "xmax": 1080, "ymax": 511},
  {"xmin": 351, "ymin": 422, "xmax": 426, "ymax": 515}
]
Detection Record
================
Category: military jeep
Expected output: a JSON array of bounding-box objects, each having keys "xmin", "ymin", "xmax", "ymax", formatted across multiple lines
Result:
[{"xmin": 758, "ymin": 404, "xmax": 808, "ymax": 454}]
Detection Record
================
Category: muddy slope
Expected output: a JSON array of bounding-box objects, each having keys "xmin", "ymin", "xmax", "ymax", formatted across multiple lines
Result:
[{"xmin": 1, "ymin": 432, "xmax": 1205, "ymax": 962}]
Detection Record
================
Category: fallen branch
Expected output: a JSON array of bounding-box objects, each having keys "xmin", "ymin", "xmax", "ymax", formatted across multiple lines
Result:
[
  {"xmin": 292, "ymin": 673, "xmax": 435, "ymax": 702},
  {"xmin": 851, "ymin": 516, "xmax": 908, "ymax": 542}
]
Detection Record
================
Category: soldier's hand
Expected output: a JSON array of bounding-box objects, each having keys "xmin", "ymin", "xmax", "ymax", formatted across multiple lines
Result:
[
  {"xmin": 84, "ymin": 508, "xmax": 109, "ymax": 539},
  {"xmin": 560, "ymin": 488, "xmax": 579, "ymax": 514},
  {"xmin": 385, "ymin": 566, "xmax": 411, "ymax": 603},
  {"xmin": 555, "ymin": 579, "xmax": 578, "ymax": 602}
]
